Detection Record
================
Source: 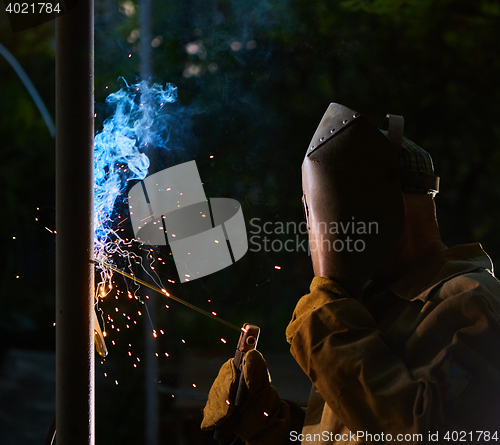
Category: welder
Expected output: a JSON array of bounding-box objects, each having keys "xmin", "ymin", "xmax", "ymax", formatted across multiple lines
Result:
[{"xmin": 201, "ymin": 103, "xmax": 500, "ymax": 444}]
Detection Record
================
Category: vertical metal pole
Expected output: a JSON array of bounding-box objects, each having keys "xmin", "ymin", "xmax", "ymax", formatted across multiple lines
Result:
[{"xmin": 55, "ymin": 1, "xmax": 94, "ymax": 444}]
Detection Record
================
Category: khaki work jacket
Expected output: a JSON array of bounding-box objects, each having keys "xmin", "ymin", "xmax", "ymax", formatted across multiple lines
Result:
[{"xmin": 287, "ymin": 244, "xmax": 500, "ymax": 444}]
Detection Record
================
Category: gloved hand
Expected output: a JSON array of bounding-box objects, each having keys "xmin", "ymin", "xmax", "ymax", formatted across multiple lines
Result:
[{"xmin": 201, "ymin": 350, "xmax": 303, "ymax": 444}]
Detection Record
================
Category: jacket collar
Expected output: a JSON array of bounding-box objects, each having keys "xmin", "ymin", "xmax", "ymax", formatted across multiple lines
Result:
[{"xmin": 386, "ymin": 243, "xmax": 493, "ymax": 303}]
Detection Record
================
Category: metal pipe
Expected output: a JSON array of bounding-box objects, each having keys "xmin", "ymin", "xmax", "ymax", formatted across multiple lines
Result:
[
  {"xmin": 55, "ymin": 1, "xmax": 94, "ymax": 444},
  {"xmin": 0, "ymin": 42, "xmax": 55, "ymax": 137}
]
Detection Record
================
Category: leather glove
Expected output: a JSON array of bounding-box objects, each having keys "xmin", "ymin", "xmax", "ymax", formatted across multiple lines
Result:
[{"xmin": 201, "ymin": 350, "xmax": 303, "ymax": 444}]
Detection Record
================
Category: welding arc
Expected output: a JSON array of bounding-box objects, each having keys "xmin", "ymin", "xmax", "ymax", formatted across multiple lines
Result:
[{"xmin": 93, "ymin": 259, "xmax": 241, "ymax": 332}]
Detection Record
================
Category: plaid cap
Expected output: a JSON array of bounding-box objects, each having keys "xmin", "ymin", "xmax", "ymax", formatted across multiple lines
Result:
[{"xmin": 380, "ymin": 130, "xmax": 437, "ymax": 195}]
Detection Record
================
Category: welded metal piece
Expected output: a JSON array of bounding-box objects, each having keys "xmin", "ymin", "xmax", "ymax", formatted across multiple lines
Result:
[{"xmin": 55, "ymin": 1, "xmax": 95, "ymax": 444}]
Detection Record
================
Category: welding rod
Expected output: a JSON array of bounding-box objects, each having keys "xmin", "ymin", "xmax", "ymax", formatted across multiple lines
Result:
[{"xmin": 93, "ymin": 259, "xmax": 241, "ymax": 332}]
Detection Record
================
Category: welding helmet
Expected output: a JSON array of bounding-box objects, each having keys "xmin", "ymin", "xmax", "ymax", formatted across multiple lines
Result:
[{"xmin": 302, "ymin": 103, "xmax": 439, "ymax": 291}]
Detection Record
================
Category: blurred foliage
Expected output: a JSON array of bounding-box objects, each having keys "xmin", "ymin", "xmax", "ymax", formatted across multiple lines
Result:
[
  {"xmin": 1, "ymin": 0, "xmax": 500, "ymax": 443},
  {"xmin": 0, "ymin": 13, "xmax": 55, "ymax": 353}
]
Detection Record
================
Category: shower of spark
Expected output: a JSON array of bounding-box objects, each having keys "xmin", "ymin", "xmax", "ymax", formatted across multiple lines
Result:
[
  {"xmin": 92, "ymin": 79, "xmax": 237, "ymax": 381},
  {"xmin": 90, "ymin": 79, "xmax": 241, "ymax": 400},
  {"xmin": 93, "ymin": 79, "xmax": 178, "ymax": 292},
  {"xmin": 91, "ymin": 79, "xmax": 185, "ymax": 372}
]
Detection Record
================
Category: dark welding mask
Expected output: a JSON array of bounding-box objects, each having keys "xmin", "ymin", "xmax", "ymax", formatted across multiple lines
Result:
[{"xmin": 302, "ymin": 103, "xmax": 439, "ymax": 291}]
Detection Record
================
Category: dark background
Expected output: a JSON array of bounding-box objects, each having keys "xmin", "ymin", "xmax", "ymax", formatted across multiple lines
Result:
[{"xmin": 1, "ymin": 0, "xmax": 500, "ymax": 443}]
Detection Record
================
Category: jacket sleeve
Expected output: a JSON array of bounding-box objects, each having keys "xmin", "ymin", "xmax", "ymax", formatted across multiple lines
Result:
[{"xmin": 286, "ymin": 276, "xmax": 500, "ymax": 442}]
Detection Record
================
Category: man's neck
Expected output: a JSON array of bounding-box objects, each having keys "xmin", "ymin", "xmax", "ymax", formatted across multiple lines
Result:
[{"xmin": 371, "ymin": 236, "xmax": 447, "ymax": 289}]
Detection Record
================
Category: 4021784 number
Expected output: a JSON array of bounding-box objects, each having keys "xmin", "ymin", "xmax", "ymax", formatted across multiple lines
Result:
[
  {"xmin": 5, "ymin": 3, "xmax": 61, "ymax": 14},
  {"xmin": 443, "ymin": 431, "xmax": 499, "ymax": 442}
]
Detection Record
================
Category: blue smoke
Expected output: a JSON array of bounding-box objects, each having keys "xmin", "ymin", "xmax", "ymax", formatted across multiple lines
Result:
[{"xmin": 93, "ymin": 80, "xmax": 179, "ymax": 265}]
